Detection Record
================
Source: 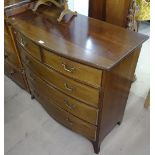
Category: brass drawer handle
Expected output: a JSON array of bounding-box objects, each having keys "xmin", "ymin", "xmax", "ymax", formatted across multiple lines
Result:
[
  {"xmin": 10, "ymin": 70, "xmax": 16, "ymax": 75},
  {"xmin": 64, "ymin": 83, "xmax": 74, "ymax": 92},
  {"xmin": 64, "ymin": 100, "xmax": 76, "ymax": 110},
  {"xmin": 66, "ymin": 118, "xmax": 73, "ymax": 126},
  {"xmin": 20, "ymin": 37, "xmax": 27, "ymax": 47},
  {"xmin": 62, "ymin": 63, "xmax": 75, "ymax": 73}
]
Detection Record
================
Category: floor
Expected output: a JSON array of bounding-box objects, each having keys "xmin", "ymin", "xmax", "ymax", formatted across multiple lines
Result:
[{"xmin": 4, "ymin": 23, "xmax": 150, "ymax": 155}]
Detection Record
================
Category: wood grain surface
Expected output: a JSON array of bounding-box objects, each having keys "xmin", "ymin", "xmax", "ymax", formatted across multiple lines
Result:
[
  {"xmin": 8, "ymin": 5, "xmax": 148, "ymax": 70},
  {"xmin": 26, "ymin": 68, "xmax": 99, "ymax": 125},
  {"xmin": 18, "ymin": 44, "xmax": 100, "ymax": 107}
]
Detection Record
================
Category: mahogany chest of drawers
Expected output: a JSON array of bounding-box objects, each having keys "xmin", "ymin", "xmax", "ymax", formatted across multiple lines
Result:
[{"xmin": 5, "ymin": 5, "xmax": 148, "ymax": 154}]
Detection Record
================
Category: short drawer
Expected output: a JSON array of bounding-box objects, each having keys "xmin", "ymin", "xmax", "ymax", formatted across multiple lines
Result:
[
  {"xmin": 14, "ymin": 30, "xmax": 41, "ymax": 61},
  {"xmin": 20, "ymin": 46, "xmax": 99, "ymax": 107},
  {"xmin": 26, "ymin": 69, "xmax": 98, "ymax": 125},
  {"xmin": 29, "ymin": 86, "xmax": 97, "ymax": 141},
  {"xmin": 4, "ymin": 60, "xmax": 27, "ymax": 90},
  {"xmin": 43, "ymin": 49, "xmax": 102, "ymax": 88}
]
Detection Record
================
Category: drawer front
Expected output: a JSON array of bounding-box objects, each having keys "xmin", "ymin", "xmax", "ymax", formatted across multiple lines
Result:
[
  {"xmin": 29, "ymin": 85, "xmax": 97, "ymax": 141},
  {"xmin": 5, "ymin": 33, "xmax": 20, "ymax": 67},
  {"xmin": 26, "ymin": 68, "xmax": 98, "ymax": 125},
  {"xmin": 4, "ymin": 60, "xmax": 27, "ymax": 90},
  {"xmin": 19, "ymin": 46, "xmax": 99, "ymax": 107},
  {"xmin": 43, "ymin": 49, "xmax": 102, "ymax": 88},
  {"xmin": 5, "ymin": 23, "xmax": 9, "ymax": 35},
  {"xmin": 14, "ymin": 30, "xmax": 41, "ymax": 61}
]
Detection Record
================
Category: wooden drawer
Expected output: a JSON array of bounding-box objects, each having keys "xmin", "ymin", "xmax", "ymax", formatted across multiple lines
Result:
[
  {"xmin": 14, "ymin": 29, "xmax": 41, "ymax": 61},
  {"xmin": 4, "ymin": 33, "xmax": 20, "ymax": 67},
  {"xmin": 19, "ymin": 45, "xmax": 99, "ymax": 107},
  {"xmin": 26, "ymin": 68, "xmax": 98, "ymax": 125},
  {"xmin": 43, "ymin": 49, "xmax": 102, "ymax": 88},
  {"xmin": 29, "ymin": 85, "xmax": 97, "ymax": 141},
  {"xmin": 4, "ymin": 60, "xmax": 27, "ymax": 90},
  {"xmin": 4, "ymin": 22, "xmax": 9, "ymax": 35}
]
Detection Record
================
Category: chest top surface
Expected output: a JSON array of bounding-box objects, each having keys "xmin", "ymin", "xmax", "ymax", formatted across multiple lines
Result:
[{"xmin": 9, "ymin": 6, "xmax": 148, "ymax": 70}]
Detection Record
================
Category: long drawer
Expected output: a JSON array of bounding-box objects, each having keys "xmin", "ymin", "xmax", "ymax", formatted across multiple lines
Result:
[
  {"xmin": 26, "ymin": 68, "xmax": 98, "ymax": 125},
  {"xmin": 42, "ymin": 49, "xmax": 102, "ymax": 88},
  {"xmin": 29, "ymin": 83, "xmax": 97, "ymax": 141},
  {"xmin": 4, "ymin": 60, "xmax": 27, "ymax": 90},
  {"xmin": 19, "ymin": 44, "xmax": 100, "ymax": 107}
]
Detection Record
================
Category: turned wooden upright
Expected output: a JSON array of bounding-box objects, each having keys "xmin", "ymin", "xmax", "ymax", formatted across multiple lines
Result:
[{"xmin": 32, "ymin": 0, "xmax": 77, "ymax": 22}]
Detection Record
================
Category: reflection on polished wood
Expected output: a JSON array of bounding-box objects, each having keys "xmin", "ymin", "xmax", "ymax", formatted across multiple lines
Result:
[
  {"xmin": 8, "ymin": 5, "xmax": 148, "ymax": 70},
  {"xmin": 5, "ymin": 4, "xmax": 149, "ymax": 154}
]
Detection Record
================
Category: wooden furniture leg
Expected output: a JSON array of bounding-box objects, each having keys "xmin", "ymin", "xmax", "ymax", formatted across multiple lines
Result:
[
  {"xmin": 132, "ymin": 74, "xmax": 137, "ymax": 82},
  {"xmin": 144, "ymin": 90, "xmax": 150, "ymax": 108},
  {"xmin": 92, "ymin": 141, "xmax": 100, "ymax": 154},
  {"xmin": 31, "ymin": 95, "xmax": 35, "ymax": 99}
]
